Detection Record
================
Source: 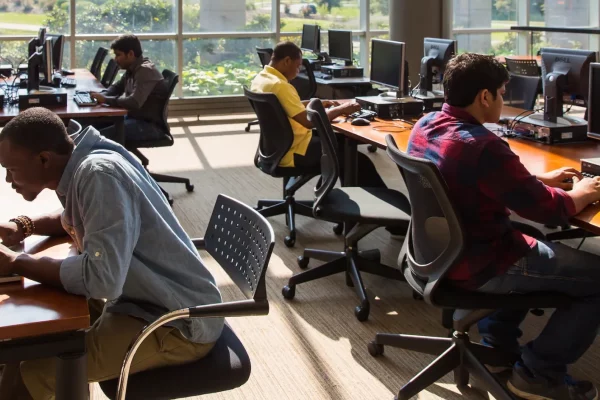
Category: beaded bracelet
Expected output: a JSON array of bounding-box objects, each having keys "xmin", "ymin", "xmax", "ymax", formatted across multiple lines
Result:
[{"xmin": 9, "ymin": 215, "xmax": 35, "ymax": 238}]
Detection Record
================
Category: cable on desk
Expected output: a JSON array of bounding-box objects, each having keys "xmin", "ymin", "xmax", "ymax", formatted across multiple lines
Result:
[{"xmin": 372, "ymin": 122, "xmax": 413, "ymax": 133}]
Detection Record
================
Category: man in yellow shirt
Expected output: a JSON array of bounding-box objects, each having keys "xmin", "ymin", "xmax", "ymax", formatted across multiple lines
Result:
[{"xmin": 250, "ymin": 42, "xmax": 386, "ymax": 188}]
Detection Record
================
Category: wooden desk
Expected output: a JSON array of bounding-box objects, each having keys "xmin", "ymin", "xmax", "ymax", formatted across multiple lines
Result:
[
  {"xmin": 296, "ymin": 72, "xmax": 373, "ymax": 100},
  {"xmin": 0, "ymin": 236, "xmax": 89, "ymax": 397},
  {"xmin": 333, "ymin": 107, "xmax": 600, "ymax": 234},
  {"xmin": 0, "ymin": 69, "xmax": 128, "ymax": 143}
]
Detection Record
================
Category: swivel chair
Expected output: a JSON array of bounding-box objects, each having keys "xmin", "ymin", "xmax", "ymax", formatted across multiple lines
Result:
[
  {"xmin": 90, "ymin": 47, "xmax": 109, "ymax": 80},
  {"xmin": 99, "ymin": 194, "xmax": 274, "ymax": 400},
  {"xmin": 101, "ymin": 59, "xmax": 120, "ymax": 88},
  {"xmin": 504, "ymin": 73, "xmax": 542, "ymax": 111},
  {"xmin": 245, "ymin": 47, "xmax": 273, "ymax": 133},
  {"xmin": 125, "ymin": 69, "xmax": 194, "ymax": 205},
  {"xmin": 367, "ymin": 136, "xmax": 573, "ymax": 400},
  {"xmin": 244, "ymin": 87, "xmax": 319, "ymax": 247},
  {"xmin": 282, "ymin": 99, "xmax": 411, "ymax": 321}
]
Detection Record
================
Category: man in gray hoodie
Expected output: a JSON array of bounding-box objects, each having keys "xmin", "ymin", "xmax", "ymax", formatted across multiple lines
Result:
[
  {"xmin": 0, "ymin": 107, "xmax": 223, "ymax": 400},
  {"xmin": 91, "ymin": 34, "xmax": 169, "ymax": 142}
]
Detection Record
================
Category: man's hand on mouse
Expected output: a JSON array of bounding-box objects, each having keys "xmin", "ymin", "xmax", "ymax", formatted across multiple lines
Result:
[{"xmin": 90, "ymin": 92, "xmax": 106, "ymax": 104}]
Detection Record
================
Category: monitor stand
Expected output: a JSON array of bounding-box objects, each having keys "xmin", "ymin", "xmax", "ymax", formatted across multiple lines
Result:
[{"xmin": 413, "ymin": 90, "xmax": 445, "ymax": 111}]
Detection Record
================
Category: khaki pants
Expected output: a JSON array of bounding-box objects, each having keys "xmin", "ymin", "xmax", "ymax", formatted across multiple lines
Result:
[{"xmin": 20, "ymin": 300, "xmax": 215, "ymax": 400}]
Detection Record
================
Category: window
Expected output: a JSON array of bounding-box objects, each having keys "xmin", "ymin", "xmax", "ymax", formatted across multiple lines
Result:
[
  {"xmin": 183, "ymin": 0, "xmax": 272, "ymax": 32},
  {"xmin": 281, "ymin": 0, "xmax": 360, "ymax": 32},
  {"xmin": 0, "ymin": 0, "xmax": 388, "ymax": 98}
]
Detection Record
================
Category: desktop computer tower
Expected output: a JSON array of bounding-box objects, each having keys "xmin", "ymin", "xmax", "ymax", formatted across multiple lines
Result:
[
  {"xmin": 18, "ymin": 88, "xmax": 67, "ymax": 109},
  {"xmin": 320, "ymin": 65, "xmax": 364, "ymax": 78},
  {"xmin": 356, "ymin": 95, "xmax": 424, "ymax": 119}
]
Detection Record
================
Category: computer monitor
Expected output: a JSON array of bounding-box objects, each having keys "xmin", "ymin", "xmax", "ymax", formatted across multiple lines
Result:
[
  {"xmin": 41, "ymin": 38, "xmax": 53, "ymax": 84},
  {"xmin": 540, "ymin": 47, "xmax": 597, "ymax": 123},
  {"xmin": 587, "ymin": 63, "xmax": 600, "ymax": 140},
  {"xmin": 328, "ymin": 30, "xmax": 353, "ymax": 66},
  {"xmin": 301, "ymin": 24, "xmax": 320, "ymax": 53},
  {"xmin": 37, "ymin": 27, "xmax": 46, "ymax": 45},
  {"xmin": 370, "ymin": 39, "xmax": 407, "ymax": 98},
  {"xmin": 419, "ymin": 38, "xmax": 456, "ymax": 96},
  {"xmin": 46, "ymin": 34, "xmax": 64, "ymax": 72},
  {"xmin": 27, "ymin": 52, "xmax": 42, "ymax": 92}
]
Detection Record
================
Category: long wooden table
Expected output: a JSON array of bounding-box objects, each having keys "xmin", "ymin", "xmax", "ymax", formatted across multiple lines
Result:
[
  {"xmin": 0, "ymin": 69, "xmax": 128, "ymax": 143},
  {"xmin": 333, "ymin": 106, "xmax": 600, "ymax": 235}
]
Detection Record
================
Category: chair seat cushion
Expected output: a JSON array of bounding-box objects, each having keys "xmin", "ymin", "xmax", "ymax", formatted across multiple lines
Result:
[
  {"xmin": 317, "ymin": 187, "xmax": 411, "ymax": 226},
  {"xmin": 255, "ymin": 160, "xmax": 320, "ymax": 178},
  {"xmin": 126, "ymin": 133, "xmax": 173, "ymax": 150},
  {"xmin": 99, "ymin": 323, "xmax": 250, "ymax": 400},
  {"xmin": 405, "ymin": 269, "xmax": 572, "ymax": 309}
]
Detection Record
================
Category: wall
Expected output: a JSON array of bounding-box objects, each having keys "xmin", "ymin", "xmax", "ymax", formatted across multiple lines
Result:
[{"xmin": 389, "ymin": 0, "xmax": 442, "ymax": 89}]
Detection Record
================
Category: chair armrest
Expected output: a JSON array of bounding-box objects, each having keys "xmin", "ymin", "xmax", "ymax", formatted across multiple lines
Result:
[
  {"xmin": 191, "ymin": 238, "xmax": 205, "ymax": 250},
  {"xmin": 189, "ymin": 299, "xmax": 269, "ymax": 318}
]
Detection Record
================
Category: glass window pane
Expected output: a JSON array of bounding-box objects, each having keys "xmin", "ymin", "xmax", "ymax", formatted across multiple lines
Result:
[
  {"xmin": 182, "ymin": 37, "xmax": 272, "ymax": 97},
  {"xmin": 281, "ymin": 0, "xmax": 360, "ymax": 33},
  {"xmin": 532, "ymin": 0, "xmax": 591, "ymax": 27},
  {"xmin": 453, "ymin": 0, "xmax": 517, "ymax": 29},
  {"xmin": 76, "ymin": 0, "xmax": 176, "ymax": 34},
  {"xmin": 455, "ymin": 32, "xmax": 518, "ymax": 56},
  {"xmin": 533, "ymin": 32, "xmax": 591, "ymax": 55},
  {"xmin": 0, "ymin": 41, "xmax": 28, "ymax": 67},
  {"xmin": 183, "ymin": 0, "xmax": 271, "ymax": 32},
  {"xmin": 370, "ymin": 0, "xmax": 389, "ymax": 30},
  {"xmin": 0, "ymin": 0, "xmax": 69, "ymax": 35},
  {"xmin": 76, "ymin": 40, "xmax": 176, "ymax": 73}
]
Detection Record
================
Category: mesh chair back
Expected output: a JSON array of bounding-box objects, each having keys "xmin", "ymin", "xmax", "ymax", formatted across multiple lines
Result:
[
  {"xmin": 90, "ymin": 47, "xmax": 109, "ymax": 80},
  {"xmin": 101, "ymin": 59, "xmax": 120, "ymax": 88},
  {"xmin": 504, "ymin": 73, "xmax": 541, "ymax": 110},
  {"xmin": 157, "ymin": 69, "xmax": 179, "ymax": 133},
  {"xmin": 505, "ymin": 57, "xmax": 541, "ymax": 77},
  {"xmin": 66, "ymin": 119, "xmax": 82, "ymax": 136},
  {"xmin": 301, "ymin": 59, "xmax": 317, "ymax": 100},
  {"xmin": 256, "ymin": 47, "xmax": 273, "ymax": 67},
  {"xmin": 385, "ymin": 135, "xmax": 465, "ymax": 302},
  {"xmin": 244, "ymin": 87, "xmax": 295, "ymax": 175},
  {"xmin": 204, "ymin": 194, "xmax": 274, "ymax": 301},
  {"xmin": 306, "ymin": 99, "xmax": 340, "ymax": 215}
]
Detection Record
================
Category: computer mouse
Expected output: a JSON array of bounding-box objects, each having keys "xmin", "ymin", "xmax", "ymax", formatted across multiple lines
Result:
[
  {"xmin": 321, "ymin": 74, "xmax": 332, "ymax": 80},
  {"xmin": 351, "ymin": 117, "xmax": 371, "ymax": 126}
]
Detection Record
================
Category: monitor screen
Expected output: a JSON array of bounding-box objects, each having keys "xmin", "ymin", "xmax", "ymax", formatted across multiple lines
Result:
[
  {"xmin": 370, "ymin": 39, "xmax": 404, "ymax": 91},
  {"xmin": 37, "ymin": 27, "xmax": 46, "ymax": 45},
  {"xmin": 588, "ymin": 63, "xmax": 600, "ymax": 138},
  {"xmin": 328, "ymin": 30, "xmax": 352, "ymax": 62},
  {"xmin": 47, "ymin": 34, "xmax": 64, "ymax": 72},
  {"xmin": 301, "ymin": 24, "xmax": 320, "ymax": 53},
  {"xmin": 27, "ymin": 52, "xmax": 42, "ymax": 92}
]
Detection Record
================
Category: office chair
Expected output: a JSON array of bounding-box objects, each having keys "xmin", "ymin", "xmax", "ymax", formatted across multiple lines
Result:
[
  {"xmin": 99, "ymin": 194, "xmax": 273, "ymax": 400},
  {"xmin": 66, "ymin": 119, "xmax": 82, "ymax": 136},
  {"xmin": 505, "ymin": 57, "xmax": 541, "ymax": 77},
  {"xmin": 367, "ymin": 135, "xmax": 573, "ymax": 400},
  {"xmin": 90, "ymin": 47, "xmax": 109, "ymax": 80},
  {"xmin": 245, "ymin": 47, "xmax": 273, "ymax": 133},
  {"xmin": 101, "ymin": 59, "xmax": 120, "ymax": 88},
  {"xmin": 282, "ymin": 99, "xmax": 411, "ymax": 321},
  {"xmin": 125, "ymin": 69, "xmax": 194, "ymax": 206},
  {"xmin": 504, "ymin": 73, "xmax": 542, "ymax": 111},
  {"xmin": 244, "ymin": 87, "xmax": 319, "ymax": 247}
]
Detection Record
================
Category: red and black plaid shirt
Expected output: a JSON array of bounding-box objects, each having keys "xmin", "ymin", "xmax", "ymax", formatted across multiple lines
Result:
[{"xmin": 407, "ymin": 104, "xmax": 576, "ymax": 289}]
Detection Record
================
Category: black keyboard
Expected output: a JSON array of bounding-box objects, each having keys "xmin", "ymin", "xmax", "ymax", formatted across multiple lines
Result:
[
  {"xmin": 350, "ymin": 109, "xmax": 377, "ymax": 121},
  {"xmin": 61, "ymin": 77, "xmax": 76, "ymax": 87},
  {"xmin": 74, "ymin": 92, "xmax": 97, "ymax": 106},
  {"xmin": 582, "ymin": 172, "xmax": 597, "ymax": 179}
]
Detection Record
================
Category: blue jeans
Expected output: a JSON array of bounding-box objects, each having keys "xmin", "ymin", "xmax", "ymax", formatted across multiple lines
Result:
[
  {"xmin": 477, "ymin": 240, "xmax": 600, "ymax": 383},
  {"xmin": 99, "ymin": 117, "xmax": 165, "ymax": 143}
]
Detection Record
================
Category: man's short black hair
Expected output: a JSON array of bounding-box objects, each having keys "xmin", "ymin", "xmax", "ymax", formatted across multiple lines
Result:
[
  {"xmin": 111, "ymin": 34, "xmax": 143, "ymax": 58},
  {"xmin": 0, "ymin": 107, "xmax": 74, "ymax": 155},
  {"xmin": 272, "ymin": 41, "xmax": 302, "ymax": 62},
  {"xmin": 443, "ymin": 53, "xmax": 510, "ymax": 107}
]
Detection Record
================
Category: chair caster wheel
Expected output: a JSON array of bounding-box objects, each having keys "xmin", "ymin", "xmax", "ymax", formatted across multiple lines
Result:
[
  {"xmin": 245, "ymin": 126, "xmax": 251, "ymax": 132},
  {"xmin": 186, "ymin": 183, "xmax": 194, "ymax": 192},
  {"xmin": 297, "ymin": 255, "xmax": 310, "ymax": 269},
  {"xmin": 282, "ymin": 285, "xmax": 295, "ymax": 300},
  {"xmin": 284, "ymin": 236, "xmax": 295, "ymax": 247},
  {"xmin": 412, "ymin": 291, "xmax": 423, "ymax": 301},
  {"xmin": 355, "ymin": 304, "xmax": 370, "ymax": 321},
  {"xmin": 368, "ymin": 144, "xmax": 377, "ymax": 153},
  {"xmin": 368, "ymin": 341, "xmax": 384, "ymax": 357},
  {"xmin": 168, "ymin": 198, "xmax": 174, "ymax": 206},
  {"xmin": 333, "ymin": 223, "xmax": 343, "ymax": 235}
]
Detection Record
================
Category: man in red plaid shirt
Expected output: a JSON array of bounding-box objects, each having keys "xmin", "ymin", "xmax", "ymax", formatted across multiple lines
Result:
[{"xmin": 408, "ymin": 53, "xmax": 600, "ymax": 400}]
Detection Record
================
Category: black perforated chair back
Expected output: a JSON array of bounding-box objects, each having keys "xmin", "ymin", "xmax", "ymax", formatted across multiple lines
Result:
[
  {"xmin": 256, "ymin": 47, "xmax": 273, "ymax": 67},
  {"xmin": 204, "ymin": 194, "xmax": 274, "ymax": 301},
  {"xmin": 156, "ymin": 69, "xmax": 179, "ymax": 133},
  {"xmin": 306, "ymin": 99, "xmax": 340, "ymax": 215},
  {"xmin": 505, "ymin": 57, "xmax": 541, "ymax": 77},
  {"xmin": 385, "ymin": 135, "xmax": 465, "ymax": 303},
  {"xmin": 504, "ymin": 73, "xmax": 542, "ymax": 110},
  {"xmin": 301, "ymin": 58, "xmax": 317, "ymax": 100},
  {"xmin": 244, "ymin": 87, "xmax": 295, "ymax": 175},
  {"xmin": 90, "ymin": 47, "xmax": 109, "ymax": 79},
  {"xmin": 101, "ymin": 59, "xmax": 120, "ymax": 88}
]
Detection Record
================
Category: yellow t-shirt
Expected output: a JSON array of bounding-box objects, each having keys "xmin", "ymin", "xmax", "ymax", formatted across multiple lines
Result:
[{"xmin": 250, "ymin": 65, "xmax": 312, "ymax": 167}]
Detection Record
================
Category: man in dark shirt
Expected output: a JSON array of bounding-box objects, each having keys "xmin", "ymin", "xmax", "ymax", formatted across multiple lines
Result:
[
  {"xmin": 408, "ymin": 53, "xmax": 600, "ymax": 400},
  {"xmin": 91, "ymin": 34, "xmax": 168, "ymax": 142}
]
